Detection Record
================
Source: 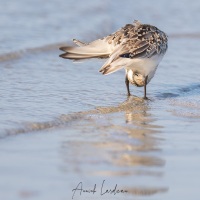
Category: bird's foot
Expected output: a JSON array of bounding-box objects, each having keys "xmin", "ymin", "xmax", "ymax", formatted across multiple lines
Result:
[{"xmin": 143, "ymin": 96, "xmax": 150, "ymax": 100}]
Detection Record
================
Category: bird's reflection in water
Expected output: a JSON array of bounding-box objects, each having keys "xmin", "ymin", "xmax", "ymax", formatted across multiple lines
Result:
[{"xmin": 61, "ymin": 96, "xmax": 168, "ymax": 198}]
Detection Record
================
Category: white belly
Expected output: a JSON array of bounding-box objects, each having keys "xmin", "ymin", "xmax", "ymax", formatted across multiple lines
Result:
[{"xmin": 125, "ymin": 54, "xmax": 164, "ymax": 83}]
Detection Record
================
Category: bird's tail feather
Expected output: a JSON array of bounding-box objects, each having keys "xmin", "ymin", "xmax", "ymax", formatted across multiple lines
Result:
[
  {"xmin": 72, "ymin": 39, "xmax": 87, "ymax": 47},
  {"xmin": 99, "ymin": 45, "xmax": 127, "ymax": 75},
  {"xmin": 59, "ymin": 39, "xmax": 111, "ymax": 60},
  {"xmin": 99, "ymin": 57, "xmax": 128, "ymax": 75}
]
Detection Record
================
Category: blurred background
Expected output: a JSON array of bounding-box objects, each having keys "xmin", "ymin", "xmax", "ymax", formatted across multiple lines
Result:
[
  {"xmin": 0, "ymin": 0, "xmax": 200, "ymax": 200},
  {"xmin": 1, "ymin": 0, "xmax": 200, "ymax": 54}
]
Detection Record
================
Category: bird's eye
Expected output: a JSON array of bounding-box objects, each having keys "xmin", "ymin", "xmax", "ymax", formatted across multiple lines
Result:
[{"xmin": 134, "ymin": 73, "xmax": 139, "ymax": 76}]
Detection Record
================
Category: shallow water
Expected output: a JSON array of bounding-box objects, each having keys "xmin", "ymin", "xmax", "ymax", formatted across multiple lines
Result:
[{"xmin": 0, "ymin": 0, "xmax": 200, "ymax": 200}]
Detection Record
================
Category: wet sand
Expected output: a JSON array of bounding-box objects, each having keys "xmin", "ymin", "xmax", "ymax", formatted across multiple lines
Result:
[{"xmin": 1, "ymin": 0, "xmax": 200, "ymax": 200}]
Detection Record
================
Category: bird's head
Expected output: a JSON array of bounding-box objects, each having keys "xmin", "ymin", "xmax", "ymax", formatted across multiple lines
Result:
[{"xmin": 132, "ymin": 71, "xmax": 146, "ymax": 87}]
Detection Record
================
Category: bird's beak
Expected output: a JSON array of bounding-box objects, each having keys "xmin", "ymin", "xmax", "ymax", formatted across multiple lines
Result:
[{"xmin": 142, "ymin": 76, "xmax": 146, "ymax": 85}]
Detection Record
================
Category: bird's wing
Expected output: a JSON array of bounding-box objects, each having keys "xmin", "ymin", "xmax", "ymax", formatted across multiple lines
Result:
[{"xmin": 119, "ymin": 25, "xmax": 168, "ymax": 59}]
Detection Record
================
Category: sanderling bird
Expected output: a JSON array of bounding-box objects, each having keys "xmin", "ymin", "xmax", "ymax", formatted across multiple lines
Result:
[{"xmin": 59, "ymin": 20, "xmax": 168, "ymax": 99}]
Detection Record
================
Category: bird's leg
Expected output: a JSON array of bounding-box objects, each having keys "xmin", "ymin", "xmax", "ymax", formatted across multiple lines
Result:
[
  {"xmin": 125, "ymin": 75, "xmax": 131, "ymax": 96},
  {"xmin": 143, "ymin": 76, "xmax": 148, "ymax": 100}
]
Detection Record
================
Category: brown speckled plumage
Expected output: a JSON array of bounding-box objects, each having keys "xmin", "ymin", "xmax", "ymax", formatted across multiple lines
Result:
[{"xmin": 103, "ymin": 20, "xmax": 168, "ymax": 60}]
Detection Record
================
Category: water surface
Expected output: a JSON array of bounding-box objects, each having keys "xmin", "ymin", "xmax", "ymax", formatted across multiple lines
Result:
[{"xmin": 0, "ymin": 0, "xmax": 200, "ymax": 200}]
